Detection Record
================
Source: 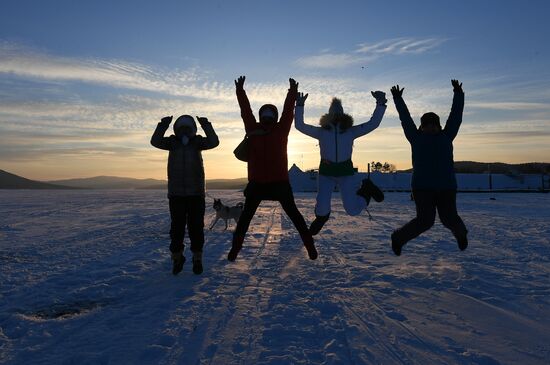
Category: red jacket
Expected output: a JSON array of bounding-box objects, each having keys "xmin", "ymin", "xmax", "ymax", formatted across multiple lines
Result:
[{"xmin": 237, "ymin": 87, "xmax": 297, "ymax": 183}]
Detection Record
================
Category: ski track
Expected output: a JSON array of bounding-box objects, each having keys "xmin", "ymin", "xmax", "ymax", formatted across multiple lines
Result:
[{"xmin": 0, "ymin": 190, "xmax": 549, "ymax": 364}]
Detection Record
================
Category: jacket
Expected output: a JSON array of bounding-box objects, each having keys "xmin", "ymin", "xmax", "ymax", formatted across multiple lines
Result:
[
  {"xmin": 294, "ymin": 104, "xmax": 386, "ymax": 163},
  {"xmin": 151, "ymin": 121, "xmax": 219, "ymax": 197},
  {"xmin": 394, "ymin": 90, "xmax": 464, "ymax": 190},
  {"xmin": 237, "ymin": 87, "xmax": 297, "ymax": 183}
]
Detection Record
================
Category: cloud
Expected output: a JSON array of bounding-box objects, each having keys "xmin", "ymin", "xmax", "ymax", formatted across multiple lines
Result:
[
  {"xmin": 0, "ymin": 42, "xmax": 213, "ymax": 99},
  {"xmin": 468, "ymin": 102, "xmax": 550, "ymax": 110},
  {"xmin": 356, "ymin": 37, "xmax": 446, "ymax": 55},
  {"xmin": 295, "ymin": 37, "xmax": 447, "ymax": 69}
]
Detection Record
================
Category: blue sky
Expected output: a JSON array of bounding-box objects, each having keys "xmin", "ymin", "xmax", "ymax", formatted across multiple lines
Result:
[{"xmin": 1, "ymin": 0, "xmax": 549, "ymax": 180}]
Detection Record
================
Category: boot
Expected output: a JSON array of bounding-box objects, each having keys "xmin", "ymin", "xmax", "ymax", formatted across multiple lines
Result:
[
  {"xmin": 456, "ymin": 233, "xmax": 468, "ymax": 251},
  {"xmin": 309, "ymin": 213, "xmax": 330, "ymax": 236},
  {"xmin": 301, "ymin": 233, "xmax": 318, "ymax": 260},
  {"xmin": 357, "ymin": 178, "xmax": 384, "ymax": 203},
  {"xmin": 391, "ymin": 231, "xmax": 406, "ymax": 256},
  {"xmin": 171, "ymin": 250, "xmax": 186, "ymax": 275},
  {"xmin": 192, "ymin": 251, "xmax": 203, "ymax": 275},
  {"xmin": 228, "ymin": 234, "xmax": 244, "ymax": 262}
]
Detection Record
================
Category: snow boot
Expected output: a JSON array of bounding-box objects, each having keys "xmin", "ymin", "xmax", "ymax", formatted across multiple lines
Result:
[
  {"xmin": 171, "ymin": 251, "xmax": 186, "ymax": 275},
  {"xmin": 391, "ymin": 231, "xmax": 406, "ymax": 256},
  {"xmin": 301, "ymin": 233, "xmax": 318, "ymax": 260},
  {"xmin": 456, "ymin": 234, "xmax": 468, "ymax": 251},
  {"xmin": 357, "ymin": 178, "xmax": 384, "ymax": 203},
  {"xmin": 309, "ymin": 213, "xmax": 330, "ymax": 236},
  {"xmin": 192, "ymin": 251, "xmax": 203, "ymax": 275},
  {"xmin": 228, "ymin": 234, "xmax": 244, "ymax": 262}
]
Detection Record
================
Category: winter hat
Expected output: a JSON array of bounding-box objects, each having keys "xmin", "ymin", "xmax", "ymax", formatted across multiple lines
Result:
[
  {"xmin": 420, "ymin": 112, "xmax": 441, "ymax": 130},
  {"xmin": 319, "ymin": 98, "xmax": 354, "ymax": 131},
  {"xmin": 328, "ymin": 98, "xmax": 344, "ymax": 115},
  {"xmin": 173, "ymin": 115, "xmax": 197, "ymax": 136},
  {"xmin": 259, "ymin": 104, "xmax": 279, "ymax": 122}
]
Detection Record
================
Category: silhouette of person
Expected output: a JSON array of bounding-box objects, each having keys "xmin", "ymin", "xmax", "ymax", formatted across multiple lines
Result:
[
  {"xmin": 295, "ymin": 92, "xmax": 387, "ymax": 235},
  {"xmin": 390, "ymin": 80, "xmax": 468, "ymax": 255},
  {"xmin": 151, "ymin": 115, "xmax": 219, "ymax": 274},
  {"xmin": 228, "ymin": 76, "xmax": 317, "ymax": 261}
]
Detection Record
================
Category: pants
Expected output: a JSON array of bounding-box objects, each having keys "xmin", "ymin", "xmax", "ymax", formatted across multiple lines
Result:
[
  {"xmin": 393, "ymin": 190, "xmax": 467, "ymax": 244},
  {"xmin": 315, "ymin": 174, "xmax": 366, "ymax": 216},
  {"xmin": 233, "ymin": 181, "xmax": 312, "ymax": 245},
  {"xmin": 169, "ymin": 195, "xmax": 205, "ymax": 254}
]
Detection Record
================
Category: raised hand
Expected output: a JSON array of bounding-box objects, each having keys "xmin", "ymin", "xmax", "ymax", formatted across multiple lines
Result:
[
  {"xmin": 289, "ymin": 78, "xmax": 299, "ymax": 92},
  {"xmin": 296, "ymin": 92, "xmax": 309, "ymax": 106},
  {"xmin": 235, "ymin": 76, "xmax": 246, "ymax": 90},
  {"xmin": 161, "ymin": 116, "xmax": 173, "ymax": 124},
  {"xmin": 196, "ymin": 116, "xmax": 209, "ymax": 125},
  {"xmin": 451, "ymin": 79, "xmax": 463, "ymax": 93},
  {"xmin": 371, "ymin": 90, "xmax": 387, "ymax": 105},
  {"xmin": 391, "ymin": 85, "xmax": 404, "ymax": 98}
]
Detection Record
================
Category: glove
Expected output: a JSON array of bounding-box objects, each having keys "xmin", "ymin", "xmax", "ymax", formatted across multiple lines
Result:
[
  {"xmin": 196, "ymin": 116, "xmax": 210, "ymax": 125},
  {"xmin": 390, "ymin": 85, "xmax": 404, "ymax": 98},
  {"xmin": 371, "ymin": 91, "xmax": 387, "ymax": 105},
  {"xmin": 296, "ymin": 92, "xmax": 308, "ymax": 106}
]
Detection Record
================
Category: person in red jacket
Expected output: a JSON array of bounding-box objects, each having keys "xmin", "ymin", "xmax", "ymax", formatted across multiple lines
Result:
[{"xmin": 228, "ymin": 76, "xmax": 317, "ymax": 262}]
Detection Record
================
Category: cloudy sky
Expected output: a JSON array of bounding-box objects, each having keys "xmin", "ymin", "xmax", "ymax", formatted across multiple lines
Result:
[{"xmin": 1, "ymin": 0, "xmax": 549, "ymax": 180}]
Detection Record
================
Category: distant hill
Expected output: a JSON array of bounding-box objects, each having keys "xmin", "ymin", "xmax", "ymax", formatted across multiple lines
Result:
[
  {"xmin": 0, "ymin": 170, "xmax": 76, "ymax": 189},
  {"xmin": 206, "ymin": 178, "xmax": 248, "ymax": 190},
  {"xmin": 48, "ymin": 176, "xmax": 166, "ymax": 189},
  {"xmin": 141, "ymin": 178, "xmax": 248, "ymax": 190},
  {"xmin": 399, "ymin": 161, "xmax": 550, "ymax": 174}
]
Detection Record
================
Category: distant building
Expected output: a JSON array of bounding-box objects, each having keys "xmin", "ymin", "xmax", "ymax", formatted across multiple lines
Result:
[{"xmin": 288, "ymin": 164, "xmax": 549, "ymax": 192}]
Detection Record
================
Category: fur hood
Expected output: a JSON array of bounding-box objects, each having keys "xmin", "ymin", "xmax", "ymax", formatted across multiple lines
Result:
[{"xmin": 319, "ymin": 98, "xmax": 354, "ymax": 131}]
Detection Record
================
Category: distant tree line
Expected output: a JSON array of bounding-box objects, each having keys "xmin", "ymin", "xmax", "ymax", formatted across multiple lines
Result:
[
  {"xmin": 370, "ymin": 161, "xmax": 396, "ymax": 173},
  {"xmin": 398, "ymin": 161, "xmax": 550, "ymax": 174}
]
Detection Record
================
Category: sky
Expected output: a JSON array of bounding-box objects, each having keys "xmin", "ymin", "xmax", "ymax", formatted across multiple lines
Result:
[{"xmin": 1, "ymin": 0, "xmax": 549, "ymax": 181}]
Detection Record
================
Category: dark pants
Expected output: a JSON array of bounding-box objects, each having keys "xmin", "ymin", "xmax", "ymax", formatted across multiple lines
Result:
[
  {"xmin": 233, "ymin": 182, "xmax": 312, "ymax": 247},
  {"xmin": 169, "ymin": 195, "xmax": 205, "ymax": 254},
  {"xmin": 393, "ymin": 190, "xmax": 467, "ymax": 244}
]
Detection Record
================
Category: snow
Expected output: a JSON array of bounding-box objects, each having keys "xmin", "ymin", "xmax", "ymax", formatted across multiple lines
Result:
[{"xmin": 1, "ymin": 189, "xmax": 549, "ymax": 364}]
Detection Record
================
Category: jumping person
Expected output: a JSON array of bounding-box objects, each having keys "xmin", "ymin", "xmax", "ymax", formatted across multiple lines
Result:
[
  {"xmin": 294, "ymin": 91, "xmax": 387, "ymax": 235},
  {"xmin": 151, "ymin": 115, "xmax": 219, "ymax": 274},
  {"xmin": 228, "ymin": 76, "xmax": 317, "ymax": 261},
  {"xmin": 390, "ymin": 80, "xmax": 468, "ymax": 255}
]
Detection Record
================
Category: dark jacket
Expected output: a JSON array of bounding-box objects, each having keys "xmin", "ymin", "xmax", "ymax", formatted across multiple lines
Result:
[
  {"xmin": 237, "ymin": 87, "xmax": 297, "ymax": 183},
  {"xmin": 151, "ymin": 121, "xmax": 219, "ymax": 197},
  {"xmin": 394, "ymin": 90, "xmax": 464, "ymax": 190}
]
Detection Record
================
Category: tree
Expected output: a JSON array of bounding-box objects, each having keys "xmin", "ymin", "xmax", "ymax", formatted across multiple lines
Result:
[{"xmin": 370, "ymin": 161, "xmax": 395, "ymax": 173}]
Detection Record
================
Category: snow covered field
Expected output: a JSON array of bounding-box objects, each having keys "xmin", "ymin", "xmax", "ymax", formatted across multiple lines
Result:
[{"xmin": 1, "ymin": 190, "xmax": 549, "ymax": 365}]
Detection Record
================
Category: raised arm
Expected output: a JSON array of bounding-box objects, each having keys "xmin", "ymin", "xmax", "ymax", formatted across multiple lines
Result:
[
  {"xmin": 351, "ymin": 91, "xmax": 387, "ymax": 139},
  {"xmin": 278, "ymin": 78, "xmax": 299, "ymax": 134},
  {"xmin": 235, "ymin": 76, "xmax": 257, "ymax": 133},
  {"xmin": 294, "ymin": 92, "xmax": 321, "ymax": 139},
  {"xmin": 391, "ymin": 85, "xmax": 417, "ymax": 143},
  {"xmin": 196, "ymin": 116, "xmax": 220, "ymax": 150},
  {"xmin": 443, "ymin": 79, "xmax": 465, "ymax": 141},
  {"xmin": 150, "ymin": 116, "xmax": 174, "ymax": 150}
]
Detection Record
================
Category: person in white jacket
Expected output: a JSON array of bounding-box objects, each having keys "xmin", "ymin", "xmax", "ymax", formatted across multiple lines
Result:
[{"xmin": 295, "ymin": 91, "xmax": 387, "ymax": 235}]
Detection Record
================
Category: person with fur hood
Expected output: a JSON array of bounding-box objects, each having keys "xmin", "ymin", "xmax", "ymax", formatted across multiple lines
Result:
[
  {"xmin": 390, "ymin": 80, "xmax": 468, "ymax": 256},
  {"xmin": 228, "ymin": 76, "xmax": 317, "ymax": 262},
  {"xmin": 151, "ymin": 114, "xmax": 219, "ymax": 275},
  {"xmin": 295, "ymin": 91, "xmax": 387, "ymax": 235}
]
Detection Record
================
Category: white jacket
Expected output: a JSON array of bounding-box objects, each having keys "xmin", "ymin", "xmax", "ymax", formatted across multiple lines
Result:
[{"xmin": 295, "ymin": 104, "xmax": 386, "ymax": 163}]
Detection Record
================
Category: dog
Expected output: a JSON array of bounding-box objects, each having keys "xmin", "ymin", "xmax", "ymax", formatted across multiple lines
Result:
[{"xmin": 210, "ymin": 199, "xmax": 244, "ymax": 230}]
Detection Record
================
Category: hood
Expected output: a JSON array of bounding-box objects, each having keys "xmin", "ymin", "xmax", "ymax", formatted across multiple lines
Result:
[
  {"xmin": 319, "ymin": 98, "xmax": 354, "ymax": 131},
  {"xmin": 173, "ymin": 115, "xmax": 197, "ymax": 137}
]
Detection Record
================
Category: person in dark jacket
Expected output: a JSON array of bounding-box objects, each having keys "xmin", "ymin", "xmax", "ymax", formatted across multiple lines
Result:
[
  {"xmin": 390, "ymin": 80, "xmax": 468, "ymax": 256},
  {"xmin": 151, "ymin": 114, "xmax": 219, "ymax": 274},
  {"xmin": 228, "ymin": 76, "xmax": 317, "ymax": 262}
]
